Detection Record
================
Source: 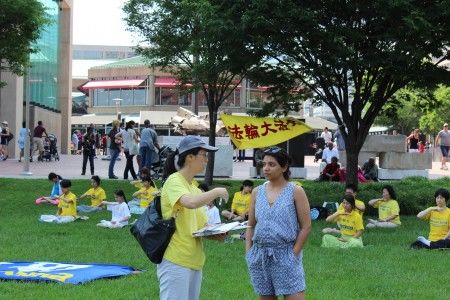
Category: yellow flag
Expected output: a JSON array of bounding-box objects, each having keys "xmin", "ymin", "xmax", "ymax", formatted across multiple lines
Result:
[{"xmin": 221, "ymin": 113, "xmax": 312, "ymax": 149}]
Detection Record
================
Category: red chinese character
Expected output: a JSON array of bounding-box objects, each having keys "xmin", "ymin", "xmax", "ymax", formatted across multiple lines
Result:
[
  {"xmin": 244, "ymin": 124, "xmax": 260, "ymax": 139},
  {"xmin": 274, "ymin": 119, "xmax": 288, "ymax": 131},
  {"xmin": 228, "ymin": 124, "xmax": 244, "ymax": 139},
  {"xmin": 286, "ymin": 119, "xmax": 299, "ymax": 127},
  {"xmin": 260, "ymin": 121, "xmax": 277, "ymax": 136}
]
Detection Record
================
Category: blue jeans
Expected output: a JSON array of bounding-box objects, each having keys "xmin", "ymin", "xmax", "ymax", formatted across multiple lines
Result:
[
  {"xmin": 108, "ymin": 148, "xmax": 120, "ymax": 177},
  {"xmin": 139, "ymin": 146, "xmax": 153, "ymax": 170}
]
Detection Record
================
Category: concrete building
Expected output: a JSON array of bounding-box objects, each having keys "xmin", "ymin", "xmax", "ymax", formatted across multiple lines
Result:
[{"xmin": 0, "ymin": 0, "xmax": 72, "ymax": 157}]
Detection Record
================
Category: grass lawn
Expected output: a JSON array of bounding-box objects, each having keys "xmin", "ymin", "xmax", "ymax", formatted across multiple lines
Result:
[{"xmin": 0, "ymin": 178, "xmax": 448, "ymax": 299}]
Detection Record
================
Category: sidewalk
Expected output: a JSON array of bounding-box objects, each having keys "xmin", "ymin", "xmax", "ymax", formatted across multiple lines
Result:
[{"xmin": 0, "ymin": 154, "xmax": 448, "ymax": 180}]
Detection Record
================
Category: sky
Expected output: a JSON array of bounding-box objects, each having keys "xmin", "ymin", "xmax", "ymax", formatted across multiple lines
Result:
[{"xmin": 73, "ymin": 0, "xmax": 138, "ymax": 46}]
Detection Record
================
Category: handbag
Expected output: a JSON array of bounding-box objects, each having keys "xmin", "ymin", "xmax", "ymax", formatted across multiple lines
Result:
[
  {"xmin": 130, "ymin": 195, "xmax": 176, "ymax": 264},
  {"xmin": 130, "ymin": 141, "xmax": 139, "ymax": 155}
]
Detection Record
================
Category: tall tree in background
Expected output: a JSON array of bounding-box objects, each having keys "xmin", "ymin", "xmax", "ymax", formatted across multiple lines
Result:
[
  {"xmin": 0, "ymin": 0, "xmax": 48, "ymax": 88},
  {"xmin": 124, "ymin": 0, "xmax": 262, "ymax": 185},
  {"xmin": 244, "ymin": 0, "xmax": 450, "ymax": 185}
]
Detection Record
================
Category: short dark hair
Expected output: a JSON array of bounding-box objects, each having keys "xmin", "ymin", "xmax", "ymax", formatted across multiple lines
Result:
[
  {"xmin": 144, "ymin": 119, "xmax": 150, "ymax": 126},
  {"xmin": 434, "ymin": 188, "xmax": 449, "ymax": 202},
  {"xmin": 48, "ymin": 172, "xmax": 61, "ymax": 181},
  {"xmin": 60, "ymin": 179, "xmax": 72, "ymax": 188},
  {"xmin": 382, "ymin": 185, "xmax": 397, "ymax": 200},
  {"xmin": 115, "ymin": 190, "xmax": 127, "ymax": 203},
  {"xmin": 91, "ymin": 175, "xmax": 101, "ymax": 185},
  {"xmin": 262, "ymin": 147, "xmax": 292, "ymax": 180},
  {"xmin": 141, "ymin": 175, "xmax": 155, "ymax": 187},
  {"xmin": 38, "ymin": 121, "xmax": 43, "ymax": 126},
  {"xmin": 242, "ymin": 180, "xmax": 254, "ymax": 187}
]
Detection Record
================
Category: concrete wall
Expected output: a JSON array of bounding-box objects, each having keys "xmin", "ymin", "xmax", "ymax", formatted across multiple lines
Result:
[
  {"xmin": 361, "ymin": 134, "xmax": 407, "ymax": 153},
  {"xmin": 379, "ymin": 152, "xmax": 432, "ymax": 170}
]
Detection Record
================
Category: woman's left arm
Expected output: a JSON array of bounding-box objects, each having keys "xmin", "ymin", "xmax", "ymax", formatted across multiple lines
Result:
[{"xmin": 293, "ymin": 186, "xmax": 312, "ymax": 255}]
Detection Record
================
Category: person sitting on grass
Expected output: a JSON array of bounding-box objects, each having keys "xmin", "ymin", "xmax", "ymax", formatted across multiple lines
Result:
[
  {"xmin": 97, "ymin": 190, "xmax": 131, "ymax": 229},
  {"xmin": 39, "ymin": 179, "xmax": 80, "ymax": 223},
  {"xmin": 130, "ymin": 167, "xmax": 151, "ymax": 189},
  {"xmin": 35, "ymin": 172, "xmax": 63, "ymax": 205},
  {"xmin": 222, "ymin": 180, "xmax": 253, "ymax": 221},
  {"xmin": 128, "ymin": 175, "xmax": 158, "ymax": 214},
  {"xmin": 411, "ymin": 188, "xmax": 450, "ymax": 249},
  {"xmin": 367, "ymin": 185, "xmax": 401, "ymax": 228},
  {"xmin": 322, "ymin": 194, "xmax": 364, "ymax": 248},
  {"xmin": 199, "ymin": 183, "xmax": 221, "ymax": 225},
  {"xmin": 77, "ymin": 176, "xmax": 106, "ymax": 213},
  {"xmin": 318, "ymin": 156, "xmax": 340, "ymax": 182},
  {"xmin": 322, "ymin": 183, "xmax": 366, "ymax": 235}
]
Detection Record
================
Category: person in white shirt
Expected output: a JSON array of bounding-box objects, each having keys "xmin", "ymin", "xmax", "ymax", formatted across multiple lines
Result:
[
  {"xmin": 97, "ymin": 190, "xmax": 131, "ymax": 228},
  {"xmin": 320, "ymin": 127, "xmax": 333, "ymax": 144},
  {"xmin": 322, "ymin": 142, "xmax": 340, "ymax": 164},
  {"xmin": 199, "ymin": 183, "xmax": 221, "ymax": 225}
]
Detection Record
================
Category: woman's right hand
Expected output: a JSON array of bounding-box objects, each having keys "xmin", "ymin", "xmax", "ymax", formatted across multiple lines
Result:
[{"xmin": 213, "ymin": 187, "xmax": 229, "ymax": 203}]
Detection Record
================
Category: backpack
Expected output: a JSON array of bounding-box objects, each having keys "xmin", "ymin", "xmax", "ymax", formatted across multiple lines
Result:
[{"xmin": 310, "ymin": 206, "xmax": 329, "ymax": 220}]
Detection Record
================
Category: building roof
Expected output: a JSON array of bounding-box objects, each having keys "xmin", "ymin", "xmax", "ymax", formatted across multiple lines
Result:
[{"xmin": 90, "ymin": 56, "xmax": 148, "ymax": 69}]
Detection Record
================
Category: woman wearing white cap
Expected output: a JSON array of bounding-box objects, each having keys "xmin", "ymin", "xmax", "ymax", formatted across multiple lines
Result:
[
  {"xmin": 435, "ymin": 123, "xmax": 450, "ymax": 170},
  {"xmin": 0, "ymin": 121, "xmax": 11, "ymax": 160},
  {"xmin": 157, "ymin": 135, "xmax": 229, "ymax": 300}
]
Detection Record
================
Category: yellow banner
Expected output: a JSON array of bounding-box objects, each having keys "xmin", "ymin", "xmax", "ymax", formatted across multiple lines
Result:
[{"xmin": 221, "ymin": 113, "xmax": 312, "ymax": 149}]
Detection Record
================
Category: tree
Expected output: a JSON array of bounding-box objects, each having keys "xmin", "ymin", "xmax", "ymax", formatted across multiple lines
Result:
[
  {"xmin": 243, "ymin": 0, "xmax": 450, "ymax": 185},
  {"xmin": 124, "ymin": 0, "xmax": 262, "ymax": 185},
  {"xmin": 0, "ymin": 0, "xmax": 49, "ymax": 88},
  {"xmin": 419, "ymin": 85, "xmax": 450, "ymax": 135}
]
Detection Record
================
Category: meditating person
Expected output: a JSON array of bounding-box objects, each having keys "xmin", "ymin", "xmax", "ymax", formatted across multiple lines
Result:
[
  {"xmin": 246, "ymin": 147, "xmax": 311, "ymax": 299},
  {"xmin": 39, "ymin": 180, "xmax": 79, "ymax": 223},
  {"xmin": 362, "ymin": 157, "xmax": 378, "ymax": 181},
  {"xmin": 222, "ymin": 180, "xmax": 254, "ymax": 221},
  {"xmin": 322, "ymin": 183, "xmax": 365, "ymax": 235},
  {"xmin": 322, "ymin": 194, "xmax": 364, "ymax": 248},
  {"xmin": 319, "ymin": 156, "xmax": 340, "ymax": 181},
  {"xmin": 77, "ymin": 175, "xmax": 106, "ymax": 213},
  {"xmin": 35, "ymin": 172, "xmax": 63, "ymax": 205},
  {"xmin": 411, "ymin": 188, "xmax": 450, "ymax": 249},
  {"xmin": 198, "ymin": 183, "xmax": 221, "ymax": 225},
  {"xmin": 367, "ymin": 185, "xmax": 401, "ymax": 228},
  {"xmin": 97, "ymin": 190, "xmax": 131, "ymax": 229},
  {"xmin": 128, "ymin": 175, "xmax": 158, "ymax": 214}
]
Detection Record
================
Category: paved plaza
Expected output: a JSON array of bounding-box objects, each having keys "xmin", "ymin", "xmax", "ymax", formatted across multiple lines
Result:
[{"xmin": 0, "ymin": 154, "xmax": 448, "ymax": 180}]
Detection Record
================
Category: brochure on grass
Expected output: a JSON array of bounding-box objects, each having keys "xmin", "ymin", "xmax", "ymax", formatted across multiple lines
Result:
[{"xmin": 193, "ymin": 221, "xmax": 248, "ymax": 237}]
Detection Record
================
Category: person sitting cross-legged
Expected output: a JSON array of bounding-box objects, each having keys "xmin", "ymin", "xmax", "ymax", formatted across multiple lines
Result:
[
  {"xmin": 322, "ymin": 194, "xmax": 364, "ymax": 249},
  {"xmin": 367, "ymin": 185, "xmax": 401, "ymax": 228},
  {"xmin": 77, "ymin": 175, "xmax": 106, "ymax": 213},
  {"xmin": 97, "ymin": 190, "xmax": 131, "ymax": 229},
  {"xmin": 39, "ymin": 180, "xmax": 79, "ymax": 224},
  {"xmin": 411, "ymin": 188, "xmax": 450, "ymax": 249},
  {"xmin": 319, "ymin": 156, "xmax": 340, "ymax": 182},
  {"xmin": 222, "ymin": 180, "xmax": 253, "ymax": 221}
]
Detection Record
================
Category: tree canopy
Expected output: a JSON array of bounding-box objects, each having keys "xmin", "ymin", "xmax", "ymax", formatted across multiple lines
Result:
[
  {"xmin": 243, "ymin": 0, "xmax": 450, "ymax": 184},
  {"xmin": 0, "ymin": 0, "xmax": 49, "ymax": 88},
  {"xmin": 124, "ymin": 0, "xmax": 263, "ymax": 184}
]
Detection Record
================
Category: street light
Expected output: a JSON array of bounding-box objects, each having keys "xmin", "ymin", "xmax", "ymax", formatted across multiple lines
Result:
[{"xmin": 112, "ymin": 98, "xmax": 122, "ymax": 120}]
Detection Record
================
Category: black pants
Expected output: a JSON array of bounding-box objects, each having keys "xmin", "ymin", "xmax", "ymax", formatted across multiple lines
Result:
[
  {"xmin": 411, "ymin": 239, "xmax": 450, "ymax": 249},
  {"xmin": 82, "ymin": 153, "xmax": 94, "ymax": 175},
  {"xmin": 124, "ymin": 150, "xmax": 137, "ymax": 180}
]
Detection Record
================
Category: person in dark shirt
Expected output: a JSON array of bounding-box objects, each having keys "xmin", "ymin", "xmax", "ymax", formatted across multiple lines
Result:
[{"xmin": 32, "ymin": 121, "xmax": 48, "ymax": 161}]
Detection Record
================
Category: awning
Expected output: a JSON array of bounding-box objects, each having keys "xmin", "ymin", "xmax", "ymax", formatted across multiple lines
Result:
[
  {"xmin": 81, "ymin": 79, "xmax": 146, "ymax": 90},
  {"xmin": 155, "ymin": 77, "xmax": 180, "ymax": 87}
]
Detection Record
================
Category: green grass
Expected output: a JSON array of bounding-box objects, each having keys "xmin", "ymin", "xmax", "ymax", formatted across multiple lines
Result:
[{"xmin": 0, "ymin": 178, "xmax": 448, "ymax": 299}]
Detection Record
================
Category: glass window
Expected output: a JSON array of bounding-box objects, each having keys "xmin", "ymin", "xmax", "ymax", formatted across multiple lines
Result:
[
  {"xmin": 121, "ymin": 89, "xmax": 133, "ymax": 106},
  {"xmin": 247, "ymin": 89, "xmax": 263, "ymax": 108},
  {"xmin": 178, "ymin": 92, "xmax": 191, "ymax": 106},
  {"xmin": 109, "ymin": 90, "xmax": 121, "ymax": 106},
  {"xmin": 105, "ymin": 51, "xmax": 120, "ymax": 59},
  {"xmin": 94, "ymin": 89, "xmax": 109, "ymax": 106},
  {"xmin": 134, "ymin": 89, "xmax": 146, "ymax": 105},
  {"xmin": 159, "ymin": 88, "xmax": 178, "ymax": 105}
]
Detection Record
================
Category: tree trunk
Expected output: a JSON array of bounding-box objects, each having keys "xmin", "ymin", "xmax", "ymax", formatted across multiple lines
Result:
[
  {"xmin": 345, "ymin": 147, "xmax": 359, "ymax": 186},
  {"xmin": 204, "ymin": 105, "xmax": 218, "ymax": 186}
]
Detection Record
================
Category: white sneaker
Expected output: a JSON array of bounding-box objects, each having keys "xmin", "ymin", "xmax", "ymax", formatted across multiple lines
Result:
[{"xmin": 417, "ymin": 236, "xmax": 430, "ymax": 246}]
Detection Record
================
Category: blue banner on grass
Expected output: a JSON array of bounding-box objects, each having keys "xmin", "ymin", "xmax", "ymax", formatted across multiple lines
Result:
[{"xmin": 0, "ymin": 261, "xmax": 138, "ymax": 284}]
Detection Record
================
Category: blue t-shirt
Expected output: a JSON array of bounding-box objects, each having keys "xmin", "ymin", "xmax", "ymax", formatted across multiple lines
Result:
[
  {"xmin": 140, "ymin": 127, "xmax": 158, "ymax": 150},
  {"xmin": 50, "ymin": 180, "xmax": 62, "ymax": 199}
]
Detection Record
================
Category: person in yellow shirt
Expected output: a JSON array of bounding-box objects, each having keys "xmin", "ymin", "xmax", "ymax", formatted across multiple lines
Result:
[
  {"xmin": 367, "ymin": 185, "xmax": 401, "ymax": 228},
  {"xmin": 129, "ymin": 167, "xmax": 151, "ymax": 189},
  {"xmin": 77, "ymin": 176, "xmax": 106, "ymax": 213},
  {"xmin": 157, "ymin": 136, "xmax": 229, "ymax": 300},
  {"xmin": 222, "ymin": 180, "xmax": 253, "ymax": 221},
  {"xmin": 129, "ymin": 176, "xmax": 158, "ymax": 214},
  {"xmin": 322, "ymin": 194, "xmax": 364, "ymax": 248},
  {"xmin": 39, "ymin": 180, "xmax": 78, "ymax": 223},
  {"xmin": 322, "ymin": 183, "xmax": 365, "ymax": 235},
  {"xmin": 412, "ymin": 188, "xmax": 450, "ymax": 249}
]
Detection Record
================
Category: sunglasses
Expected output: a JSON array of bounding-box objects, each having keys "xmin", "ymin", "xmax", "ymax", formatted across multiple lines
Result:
[{"xmin": 264, "ymin": 147, "xmax": 283, "ymax": 154}]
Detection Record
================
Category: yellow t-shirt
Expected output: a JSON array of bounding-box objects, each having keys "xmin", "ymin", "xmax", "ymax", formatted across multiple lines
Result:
[
  {"xmin": 137, "ymin": 186, "xmax": 158, "ymax": 208},
  {"xmin": 337, "ymin": 199, "xmax": 365, "ymax": 216},
  {"xmin": 58, "ymin": 192, "xmax": 77, "ymax": 217},
  {"xmin": 231, "ymin": 192, "xmax": 251, "ymax": 216},
  {"xmin": 335, "ymin": 210, "xmax": 364, "ymax": 237},
  {"xmin": 84, "ymin": 187, "xmax": 106, "ymax": 207},
  {"xmin": 373, "ymin": 199, "xmax": 401, "ymax": 224},
  {"xmin": 424, "ymin": 207, "xmax": 450, "ymax": 241},
  {"xmin": 133, "ymin": 181, "xmax": 144, "ymax": 189},
  {"xmin": 161, "ymin": 172, "xmax": 208, "ymax": 270}
]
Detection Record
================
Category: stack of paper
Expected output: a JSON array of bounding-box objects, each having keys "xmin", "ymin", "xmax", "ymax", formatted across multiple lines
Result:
[{"xmin": 192, "ymin": 221, "xmax": 248, "ymax": 237}]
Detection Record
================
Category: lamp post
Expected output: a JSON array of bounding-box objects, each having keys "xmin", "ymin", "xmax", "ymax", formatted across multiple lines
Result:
[
  {"xmin": 112, "ymin": 98, "xmax": 122, "ymax": 120},
  {"xmin": 22, "ymin": 72, "xmax": 32, "ymax": 176}
]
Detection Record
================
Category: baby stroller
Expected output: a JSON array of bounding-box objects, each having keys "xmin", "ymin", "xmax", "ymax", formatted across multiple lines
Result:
[
  {"xmin": 42, "ymin": 134, "xmax": 60, "ymax": 161},
  {"xmin": 151, "ymin": 145, "xmax": 174, "ymax": 180}
]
